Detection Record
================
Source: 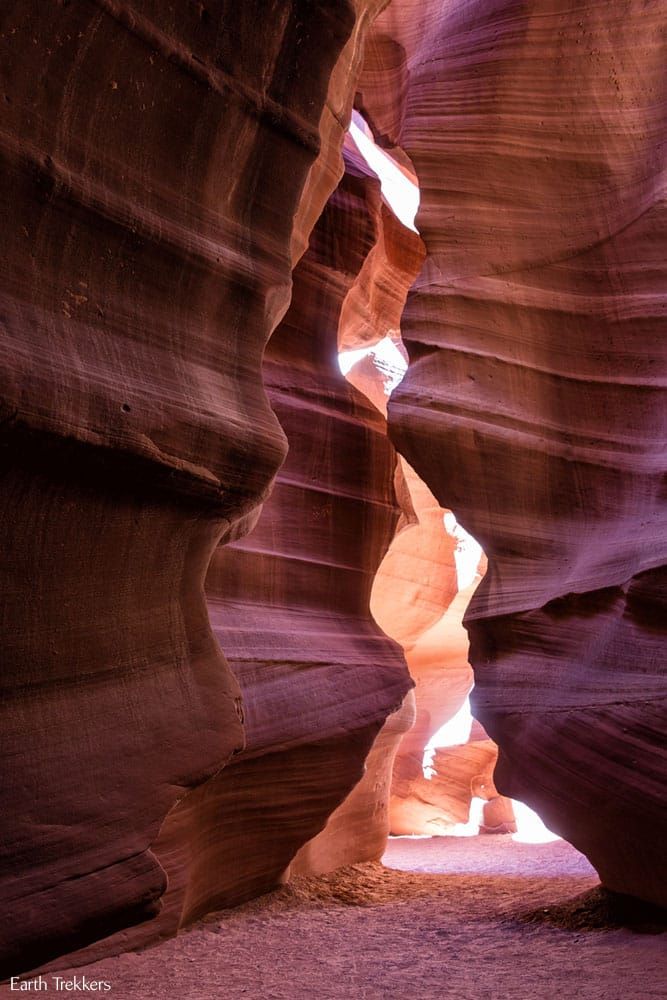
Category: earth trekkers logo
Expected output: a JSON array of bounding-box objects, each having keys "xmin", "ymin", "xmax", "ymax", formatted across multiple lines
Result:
[{"xmin": 10, "ymin": 975, "xmax": 112, "ymax": 992}]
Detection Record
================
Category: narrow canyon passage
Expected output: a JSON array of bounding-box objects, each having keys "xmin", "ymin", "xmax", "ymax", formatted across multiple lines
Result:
[
  {"xmin": 40, "ymin": 837, "xmax": 665, "ymax": 1000},
  {"xmin": 1, "ymin": 0, "xmax": 666, "ymax": 989}
]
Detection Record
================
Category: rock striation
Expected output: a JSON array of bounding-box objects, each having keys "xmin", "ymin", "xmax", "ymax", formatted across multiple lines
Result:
[
  {"xmin": 339, "ymin": 182, "xmax": 497, "ymax": 839},
  {"xmin": 2, "ymin": 0, "xmax": 666, "ymax": 979},
  {"xmin": 363, "ymin": 0, "xmax": 667, "ymax": 905},
  {"xmin": 0, "ymin": 0, "xmax": 395, "ymax": 975},
  {"xmin": 161, "ymin": 155, "xmax": 413, "ymax": 919}
]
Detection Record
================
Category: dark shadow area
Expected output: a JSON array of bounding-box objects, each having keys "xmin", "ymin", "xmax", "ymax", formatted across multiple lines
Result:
[{"xmin": 521, "ymin": 886, "xmax": 667, "ymax": 935}]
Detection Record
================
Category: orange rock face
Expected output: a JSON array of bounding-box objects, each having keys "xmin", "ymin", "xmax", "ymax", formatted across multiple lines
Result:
[{"xmin": 364, "ymin": 0, "xmax": 667, "ymax": 905}]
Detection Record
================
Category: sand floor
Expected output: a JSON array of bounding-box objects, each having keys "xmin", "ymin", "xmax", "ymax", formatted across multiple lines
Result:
[{"xmin": 18, "ymin": 837, "xmax": 667, "ymax": 999}]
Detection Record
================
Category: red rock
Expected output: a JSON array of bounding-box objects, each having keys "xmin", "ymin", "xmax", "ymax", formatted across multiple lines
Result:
[
  {"xmin": 2, "ymin": 0, "xmax": 665, "ymax": 980},
  {"xmin": 0, "ymin": 0, "xmax": 392, "ymax": 974},
  {"xmin": 161, "ymin": 160, "xmax": 413, "ymax": 915},
  {"xmin": 364, "ymin": 0, "xmax": 667, "ymax": 906}
]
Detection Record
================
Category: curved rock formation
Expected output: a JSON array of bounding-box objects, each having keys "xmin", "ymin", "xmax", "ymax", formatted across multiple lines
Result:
[
  {"xmin": 162, "ymin": 156, "xmax": 412, "ymax": 918},
  {"xmin": 337, "ymin": 146, "xmax": 495, "ymax": 838},
  {"xmin": 364, "ymin": 0, "xmax": 667, "ymax": 905},
  {"xmin": 3, "ymin": 0, "xmax": 665, "ymax": 980},
  {"xmin": 0, "ymin": 0, "xmax": 393, "ymax": 975}
]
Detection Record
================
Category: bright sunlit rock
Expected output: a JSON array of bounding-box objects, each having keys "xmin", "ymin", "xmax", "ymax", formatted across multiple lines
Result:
[
  {"xmin": 337, "ymin": 334, "xmax": 408, "ymax": 390},
  {"xmin": 348, "ymin": 112, "xmax": 419, "ymax": 232},
  {"xmin": 511, "ymin": 799, "xmax": 561, "ymax": 843},
  {"xmin": 443, "ymin": 511, "xmax": 483, "ymax": 591},
  {"xmin": 421, "ymin": 695, "xmax": 474, "ymax": 779}
]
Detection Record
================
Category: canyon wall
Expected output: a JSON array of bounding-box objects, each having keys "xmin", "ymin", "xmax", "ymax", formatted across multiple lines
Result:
[
  {"xmin": 2, "ymin": 0, "xmax": 665, "ymax": 979},
  {"xmin": 164, "ymin": 155, "xmax": 413, "ymax": 914},
  {"xmin": 363, "ymin": 0, "xmax": 667, "ymax": 905},
  {"xmin": 0, "ymin": 0, "xmax": 395, "ymax": 975}
]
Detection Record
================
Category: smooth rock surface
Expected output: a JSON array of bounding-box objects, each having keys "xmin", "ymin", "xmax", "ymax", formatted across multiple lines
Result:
[
  {"xmin": 364, "ymin": 0, "xmax": 667, "ymax": 905},
  {"xmin": 0, "ymin": 0, "xmax": 392, "ymax": 974},
  {"xmin": 185, "ymin": 155, "xmax": 413, "ymax": 901}
]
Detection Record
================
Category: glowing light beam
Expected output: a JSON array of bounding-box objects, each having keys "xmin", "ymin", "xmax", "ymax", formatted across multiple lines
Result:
[{"xmin": 348, "ymin": 115, "xmax": 419, "ymax": 233}]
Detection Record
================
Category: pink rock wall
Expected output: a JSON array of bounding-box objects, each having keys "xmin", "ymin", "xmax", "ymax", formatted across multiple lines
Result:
[
  {"xmin": 2, "ymin": 0, "xmax": 665, "ymax": 980},
  {"xmin": 170, "ymin": 158, "xmax": 412, "ymax": 912},
  {"xmin": 364, "ymin": 0, "xmax": 667, "ymax": 905},
  {"xmin": 0, "ymin": 0, "xmax": 393, "ymax": 975}
]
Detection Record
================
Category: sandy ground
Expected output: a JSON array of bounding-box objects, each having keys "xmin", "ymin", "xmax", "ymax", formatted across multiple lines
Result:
[{"xmin": 10, "ymin": 837, "xmax": 666, "ymax": 1000}]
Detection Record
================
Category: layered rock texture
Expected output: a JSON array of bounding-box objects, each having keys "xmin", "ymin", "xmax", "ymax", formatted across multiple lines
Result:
[
  {"xmin": 2, "ymin": 0, "xmax": 666, "ymax": 979},
  {"xmin": 348, "ymin": 348, "xmax": 495, "ymax": 837},
  {"xmin": 176, "ymin": 154, "xmax": 414, "ymax": 906},
  {"xmin": 0, "ymin": 0, "xmax": 406, "ymax": 976},
  {"xmin": 362, "ymin": 0, "xmax": 667, "ymax": 905},
  {"xmin": 341, "ymin": 231, "xmax": 505, "ymax": 839}
]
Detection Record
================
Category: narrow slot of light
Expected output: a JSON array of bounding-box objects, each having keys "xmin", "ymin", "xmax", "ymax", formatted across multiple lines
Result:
[
  {"xmin": 421, "ymin": 695, "xmax": 474, "ymax": 779},
  {"xmin": 338, "ymin": 114, "xmax": 417, "ymax": 380},
  {"xmin": 337, "ymin": 345, "xmax": 373, "ymax": 376},
  {"xmin": 511, "ymin": 800, "xmax": 561, "ymax": 843},
  {"xmin": 443, "ymin": 511, "xmax": 483, "ymax": 591},
  {"xmin": 338, "ymin": 334, "xmax": 407, "ymax": 388},
  {"xmin": 348, "ymin": 116, "xmax": 419, "ymax": 233}
]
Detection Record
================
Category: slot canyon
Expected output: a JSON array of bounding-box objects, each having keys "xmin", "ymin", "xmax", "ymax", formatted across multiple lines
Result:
[{"xmin": 0, "ymin": 2, "xmax": 665, "ymax": 998}]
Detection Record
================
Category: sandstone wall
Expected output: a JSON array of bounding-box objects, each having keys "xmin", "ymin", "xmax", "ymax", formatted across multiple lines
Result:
[
  {"xmin": 178, "ymin": 158, "xmax": 413, "ymax": 906},
  {"xmin": 363, "ymin": 0, "xmax": 667, "ymax": 905},
  {"xmin": 0, "ymin": 0, "xmax": 392, "ymax": 974}
]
